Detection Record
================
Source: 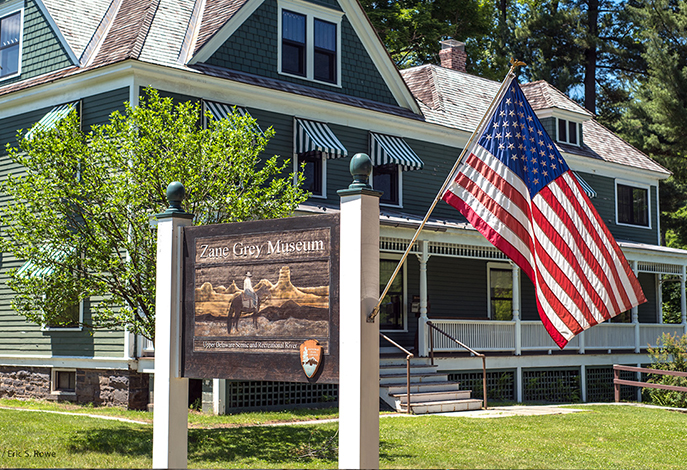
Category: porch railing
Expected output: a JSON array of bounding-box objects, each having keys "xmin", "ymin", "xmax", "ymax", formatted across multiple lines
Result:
[
  {"xmin": 424, "ymin": 319, "xmax": 686, "ymax": 355},
  {"xmin": 427, "ymin": 321, "xmax": 487, "ymax": 409}
]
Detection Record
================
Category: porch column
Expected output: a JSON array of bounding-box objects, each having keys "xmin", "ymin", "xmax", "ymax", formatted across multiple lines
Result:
[
  {"xmin": 418, "ymin": 240, "xmax": 430, "ymax": 357},
  {"xmin": 152, "ymin": 183, "xmax": 194, "ymax": 469},
  {"xmin": 682, "ymin": 265, "xmax": 687, "ymax": 334},
  {"xmin": 512, "ymin": 265, "xmax": 521, "ymax": 356},
  {"xmin": 656, "ymin": 274, "xmax": 663, "ymax": 324},
  {"xmin": 580, "ymin": 365, "xmax": 586, "ymax": 403},
  {"xmin": 213, "ymin": 379, "xmax": 226, "ymax": 415},
  {"xmin": 631, "ymin": 260, "xmax": 640, "ymax": 354}
]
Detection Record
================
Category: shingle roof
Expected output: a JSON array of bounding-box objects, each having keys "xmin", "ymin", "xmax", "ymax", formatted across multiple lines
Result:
[
  {"xmin": 41, "ymin": 0, "xmax": 112, "ymax": 59},
  {"xmin": 400, "ymin": 65, "xmax": 669, "ymax": 176},
  {"xmin": 520, "ymin": 80, "xmax": 593, "ymax": 117},
  {"xmin": 193, "ymin": 0, "xmax": 251, "ymax": 55}
]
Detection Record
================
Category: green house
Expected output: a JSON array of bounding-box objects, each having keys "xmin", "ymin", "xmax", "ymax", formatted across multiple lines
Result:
[{"xmin": 0, "ymin": 0, "xmax": 685, "ymax": 412}]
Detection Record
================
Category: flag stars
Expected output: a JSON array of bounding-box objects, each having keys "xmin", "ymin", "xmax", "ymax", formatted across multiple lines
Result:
[
  {"xmin": 493, "ymin": 122, "xmax": 500, "ymax": 129},
  {"xmin": 508, "ymin": 142, "xmax": 515, "ymax": 149},
  {"xmin": 498, "ymin": 142, "xmax": 505, "ymax": 149},
  {"xmin": 537, "ymin": 130, "xmax": 543, "ymax": 136},
  {"xmin": 505, "ymin": 132, "xmax": 512, "ymax": 138}
]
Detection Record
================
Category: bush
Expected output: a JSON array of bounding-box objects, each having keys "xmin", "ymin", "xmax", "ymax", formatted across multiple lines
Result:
[{"xmin": 646, "ymin": 333, "xmax": 687, "ymax": 408}]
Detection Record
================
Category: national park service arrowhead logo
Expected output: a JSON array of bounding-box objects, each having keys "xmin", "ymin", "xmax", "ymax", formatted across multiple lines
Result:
[{"xmin": 300, "ymin": 339, "xmax": 322, "ymax": 379}]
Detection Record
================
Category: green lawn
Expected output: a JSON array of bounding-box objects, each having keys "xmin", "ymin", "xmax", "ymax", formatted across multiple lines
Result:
[{"xmin": 0, "ymin": 402, "xmax": 685, "ymax": 468}]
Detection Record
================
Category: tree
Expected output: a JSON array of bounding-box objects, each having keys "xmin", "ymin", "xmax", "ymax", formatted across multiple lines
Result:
[
  {"xmin": 361, "ymin": 0, "xmax": 492, "ymax": 69},
  {"xmin": 0, "ymin": 89, "xmax": 308, "ymax": 342}
]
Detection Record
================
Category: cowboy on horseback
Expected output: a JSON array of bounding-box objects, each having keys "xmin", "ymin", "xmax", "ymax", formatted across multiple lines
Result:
[{"xmin": 242, "ymin": 271, "xmax": 258, "ymax": 310}]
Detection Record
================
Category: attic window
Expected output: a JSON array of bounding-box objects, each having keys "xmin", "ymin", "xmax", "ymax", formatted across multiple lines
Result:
[
  {"xmin": 0, "ymin": 8, "xmax": 22, "ymax": 80},
  {"xmin": 556, "ymin": 118, "xmax": 580, "ymax": 146},
  {"xmin": 278, "ymin": 0, "xmax": 342, "ymax": 86}
]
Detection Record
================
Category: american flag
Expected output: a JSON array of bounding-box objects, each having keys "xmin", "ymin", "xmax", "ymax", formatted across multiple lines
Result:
[{"xmin": 442, "ymin": 79, "xmax": 646, "ymax": 348}]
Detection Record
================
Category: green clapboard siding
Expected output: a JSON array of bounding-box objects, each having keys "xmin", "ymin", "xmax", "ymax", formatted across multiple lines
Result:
[
  {"xmin": 576, "ymin": 171, "xmax": 659, "ymax": 245},
  {"xmin": 81, "ymin": 87, "xmax": 129, "ymax": 129},
  {"xmin": 0, "ymin": 89, "xmax": 139, "ymax": 358},
  {"xmin": 205, "ymin": 0, "xmax": 398, "ymax": 106},
  {"xmin": 638, "ymin": 272, "xmax": 658, "ymax": 323},
  {"xmin": 1, "ymin": 0, "xmax": 74, "ymax": 87}
]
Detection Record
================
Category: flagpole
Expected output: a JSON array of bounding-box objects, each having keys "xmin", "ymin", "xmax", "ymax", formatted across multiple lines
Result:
[{"xmin": 369, "ymin": 60, "xmax": 525, "ymax": 322}]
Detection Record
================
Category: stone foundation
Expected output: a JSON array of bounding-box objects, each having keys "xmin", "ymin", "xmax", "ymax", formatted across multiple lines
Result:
[
  {"xmin": 0, "ymin": 367, "xmax": 51, "ymax": 400},
  {"xmin": 0, "ymin": 366, "xmax": 149, "ymax": 410}
]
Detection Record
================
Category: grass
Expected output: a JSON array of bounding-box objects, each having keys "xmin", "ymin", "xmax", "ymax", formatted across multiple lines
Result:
[{"xmin": 0, "ymin": 400, "xmax": 685, "ymax": 468}]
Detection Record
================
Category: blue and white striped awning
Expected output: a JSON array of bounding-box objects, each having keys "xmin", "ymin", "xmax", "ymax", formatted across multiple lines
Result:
[
  {"xmin": 203, "ymin": 100, "xmax": 263, "ymax": 133},
  {"xmin": 294, "ymin": 118, "xmax": 348, "ymax": 159},
  {"xmin": 370, "ymin": 132, "xmax": 424, "ymax": 171},
  {"xmin": 572, "ymin": 171, "xmax": 596, "ymax": 198},
  {"xmin": 24, "ymin": 101, "xmax": 79, "ymax": 140}
]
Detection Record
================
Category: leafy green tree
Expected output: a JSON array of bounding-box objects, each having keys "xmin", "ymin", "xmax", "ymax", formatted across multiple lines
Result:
[
  {"xmin": 0, "ymin": 89, "xmax": 308, "ymax": 342},
  {"xmin": 361, "ymin": 0, "xmax": 492, "ymax": 68}
]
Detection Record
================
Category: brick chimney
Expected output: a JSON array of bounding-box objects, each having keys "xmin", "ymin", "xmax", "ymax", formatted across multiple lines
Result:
[{"xmin": 439, "ymin": 39, "xmax": 467, "ymax": 72}]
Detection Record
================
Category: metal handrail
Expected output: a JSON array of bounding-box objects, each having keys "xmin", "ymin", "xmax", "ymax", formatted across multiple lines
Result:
[
  {"xmin": 427, "ymin": 321, "xmax": 487, "ymax": 409},
  {"xmin": 380, "ymin": 333, "xmax": 413, "ymax": 414}
]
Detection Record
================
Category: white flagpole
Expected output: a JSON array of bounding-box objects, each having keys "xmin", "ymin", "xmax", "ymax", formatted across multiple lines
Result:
[{"xmin": 369, "ymin": 60, "xmax": 524, "ymax": 322}]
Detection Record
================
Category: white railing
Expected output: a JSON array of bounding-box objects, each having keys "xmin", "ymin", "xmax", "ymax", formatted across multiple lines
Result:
[
  {"xmin": 640, "ymin": 324, "xmax": 685, "ymax": 348},
  {"xmin": 426, "ymin": 319, "xmax": 686, "ymax": 355}
]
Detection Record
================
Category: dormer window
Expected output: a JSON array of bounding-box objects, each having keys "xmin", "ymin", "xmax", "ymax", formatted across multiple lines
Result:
[
  {"xmin": 557, "ymin": 118, "xmax": 580, "ymax": 146},
  {"xmin": 279, "ymin": 0, "xmax": 342, "ymax": 86},
  {"xmin": 0, "ymin": 5, "xmax": 22, "ymax": 80}
]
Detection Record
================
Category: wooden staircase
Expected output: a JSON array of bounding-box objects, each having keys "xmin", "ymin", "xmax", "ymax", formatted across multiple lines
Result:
[{"xmin": 379, "ymin": 353, "xmax": 483, "ymax": 414}]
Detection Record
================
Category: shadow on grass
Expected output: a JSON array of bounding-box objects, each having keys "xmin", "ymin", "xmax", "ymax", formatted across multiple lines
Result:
[
  {"xmin": 188, "ymin": 426, "xmax": 338, "ymax": 464},
  {"xmin": 68, "ymin": 426, "xmax": 152, "ymax": 456}
]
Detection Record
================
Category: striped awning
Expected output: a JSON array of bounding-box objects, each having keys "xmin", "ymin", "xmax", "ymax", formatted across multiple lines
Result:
[
  {"xmin": 24, "ymin": 101, "xmax": 79, "ymax": 140},
  {"xmin": 573, "ymin": 171, "xmax": 596, "ymax": 198},
  {"xmin": 294, "ymin": 118, "xmax": 348, "ymax": 159},
  {"xmin": 203, "ymin": 100, "xmax": 263, "ymax": 133},
  {"xmin": 16, "ymin": 247, "xmax": 72, "ymax": 279},
  {"xmin": 370, "ymin": 132, "xmax": 424, "ymax": 171}
]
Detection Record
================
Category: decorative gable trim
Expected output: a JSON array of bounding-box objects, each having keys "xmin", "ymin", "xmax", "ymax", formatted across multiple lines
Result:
[
  {"xmin": 34, "ymin": 0, "xmax": 78, "ymax": 66},
  {"xmin": 79, "ymin": 0, "xmax": 123, "ymax": 67},
  {"xmin": 189, "ymin": 0, "xmax": 266, "ymax": 65}
]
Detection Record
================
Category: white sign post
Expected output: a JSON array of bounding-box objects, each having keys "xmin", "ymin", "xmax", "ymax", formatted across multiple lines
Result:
[
  {"xmin": 152, "ymin": 182, "xmax": 194, "ymax": 469},
  {"xmin": 338, "ymin": 154, "xmax": 381, "ymax": 469}
]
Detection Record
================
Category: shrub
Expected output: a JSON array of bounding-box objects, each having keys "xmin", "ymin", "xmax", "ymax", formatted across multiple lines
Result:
[{"xmin": 646, "ymin": 333, "xmax": 687, "ymax": 408}]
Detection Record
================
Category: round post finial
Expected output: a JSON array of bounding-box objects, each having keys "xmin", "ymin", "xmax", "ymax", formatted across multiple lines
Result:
[
  {"xmin": 349, "ymin": 153, "xmax": 373, "ymax": 190},
  {"xmin": 166, "ymin": 181, "xmax": 186, "ymax": 213}
]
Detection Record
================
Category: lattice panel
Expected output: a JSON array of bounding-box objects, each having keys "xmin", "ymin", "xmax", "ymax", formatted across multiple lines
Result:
[
  {"xmin": 522, "ymin": 369, "xmax": 581, "ymax": 403},
  {"xmin": 226, "ymin": 381, "xmax": 338, "ymax": 411},
  {"xmin": 448, "ymin": 370, "xmax": 515, "ymax": 401},
  {"xmin": 586, "ymin": 367, "xmax": 636, "ymax": 402}
]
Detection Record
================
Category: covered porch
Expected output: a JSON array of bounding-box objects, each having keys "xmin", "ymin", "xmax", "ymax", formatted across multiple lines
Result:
[{"xmin": 379, "ymin": 223, "xmax": 687, "ymax": 358}]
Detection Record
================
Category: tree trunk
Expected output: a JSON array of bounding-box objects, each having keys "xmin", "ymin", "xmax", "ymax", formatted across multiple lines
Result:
[{"xmin": 584, "ymin": 0, "xmax": 599, "ymax": 113}]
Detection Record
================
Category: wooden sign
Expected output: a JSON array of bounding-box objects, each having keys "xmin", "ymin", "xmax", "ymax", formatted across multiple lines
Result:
[{"xmin": 182, "ymin": 214, "xmax": 339, "ymax": 383}]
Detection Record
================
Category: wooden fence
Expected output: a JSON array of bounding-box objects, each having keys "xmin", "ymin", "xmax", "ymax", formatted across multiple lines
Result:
[{"xmin": 613, "ymin": 364, "xmax": 687, "ymax": 402}]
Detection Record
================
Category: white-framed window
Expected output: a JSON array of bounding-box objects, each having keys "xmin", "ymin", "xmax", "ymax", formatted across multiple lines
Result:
[
  {"xmin": 294, "ymin": 150, "xmax": 327, "ymax": 198},
  {"xmin": 379, "ymin": 254, "xmax": 407, "ymax": 332},
  {"xmin": 487, "ymin": 262, "xmax": 513, "ymax": 321},
  {"xmin": 278, "ymin": 0, "xmax": 342, "ymax": 86},
  {"xmin": 42, "ymin": 299, "xmax": 84, "ymax": 332},
  {"xmin": 0, "ymin": 0, "xmax": 23, "ymax": 81},
  {"xmin": 556, "ymin": 117, "xmax": 580, "ymax": 146},
  {"xmin": 51, "ymin": 368, "xmax": 76, "ymax": 396},
  {"xmin": 372, "ymin": 164, "xmax": 402, "ymax": 207},
  {"xmin": 615, "ymin": 180, "xmax": 651, "ymax": 228}
]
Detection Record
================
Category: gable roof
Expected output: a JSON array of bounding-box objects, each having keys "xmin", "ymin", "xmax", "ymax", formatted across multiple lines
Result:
[
  {"xmin": 3, "ymin": 0, "xmax": 421, "ymax": 116},
  {"xmin": 520, "ymin": 80, "xmax": 593, "ymax": 118},
  {"xmin": 400, "ymin": 64, "xmax": 669, "ymax": 177}
]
